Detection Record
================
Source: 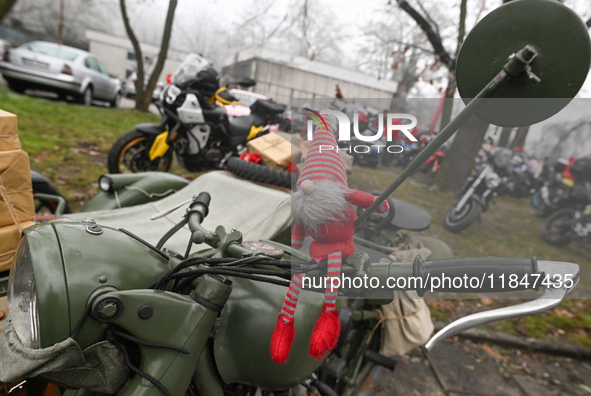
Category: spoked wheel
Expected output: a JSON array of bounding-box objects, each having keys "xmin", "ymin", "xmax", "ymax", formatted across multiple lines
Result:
[
  {"xmin": 541, "ymin": 208, "xmax": 575, "ymax": 247},
  {"xmin": 107, "ymin": 130, "xmax": 172, "ymax": 174},
  {"xmin": 444, "ymin": 199, "xmax": 482, "ymax": 232}
]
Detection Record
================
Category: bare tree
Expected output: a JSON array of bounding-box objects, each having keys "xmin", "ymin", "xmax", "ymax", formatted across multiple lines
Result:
[
  {"xmin": 119, "ymin": 0, "xmax": 178, "ymax": 112},
  {"xmin": 0, "ymin": 0, "xmax": 17, "ymax": 23},
  {"xmin": 396, "ymin": 0, "xmax": 492, "ymax": 192}
]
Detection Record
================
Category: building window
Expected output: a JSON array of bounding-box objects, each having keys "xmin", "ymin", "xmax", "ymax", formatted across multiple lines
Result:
[
  {"xmin": 126, "ymin": 69, "xmax": 133, "ymax": 78},
  {"xmin": 127, "ymin": 52, "xmax": 136, "ymax": 61},
  {"xmin": 144, "ymin": 56, "xmax": 153, "ymax": 65}
]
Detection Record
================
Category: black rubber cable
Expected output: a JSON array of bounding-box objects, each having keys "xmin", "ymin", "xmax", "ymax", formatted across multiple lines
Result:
[{"xmin": 156, "ymin": 216, "xmax": 189, "ymax": 250}]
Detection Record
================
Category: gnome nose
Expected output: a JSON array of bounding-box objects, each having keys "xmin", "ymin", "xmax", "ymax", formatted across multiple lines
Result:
[{"xmin": 300, "ymin": 180, "xmax": 315, "ymax": 195}]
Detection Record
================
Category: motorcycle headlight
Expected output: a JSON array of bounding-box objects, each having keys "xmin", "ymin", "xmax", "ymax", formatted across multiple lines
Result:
[
  {"xmin": 485, "ymin": 172, "xmax": 500, "ymax": 188},
  {"xmin": 10, "ymin": 221, "xmax": 171, "ymax": 350},
  {"xmin": 7, "ymin": 237, "xmax": 40, "ymax": 349}
]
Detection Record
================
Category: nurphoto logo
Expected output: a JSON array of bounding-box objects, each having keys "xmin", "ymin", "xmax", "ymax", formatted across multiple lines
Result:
[{"xmin": 305, "ymin": 109, "xmax": 418, "ymax": 154}]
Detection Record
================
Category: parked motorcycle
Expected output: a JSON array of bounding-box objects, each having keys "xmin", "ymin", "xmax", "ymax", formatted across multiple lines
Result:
[
  {"xmin": 2, "ymin": 176, "xmax": 579, "ymax": 396},
  {"xmin": 107, "ymin": 54, "xmax": 285, "ymax": 174},
  {"xmin": 530, "ymin": 158, "xmax": 579, "ymax": 218},
  {"xmin": 541, "ymin": 157, "xmax": 591, "ymax": 246},
  {"xmin": 444, "ymin": 147, "xmax": 535, "ymax": 233}
]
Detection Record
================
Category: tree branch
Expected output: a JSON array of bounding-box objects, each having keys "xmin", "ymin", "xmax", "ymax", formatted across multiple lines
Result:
[
  {"xmin": 119, "ymin": 0, "xmax": 145, "ymax": 102},
  {"xmin": 144, "ymin": 0, "xmax": 178, "ymax": 99},
  {"xmin": 0, "ymin": 0, "xmax": 18, "ymax": 23},
  {"xmin": 396, "ymin": 0, "xmax": 454, "ymax": 70}
]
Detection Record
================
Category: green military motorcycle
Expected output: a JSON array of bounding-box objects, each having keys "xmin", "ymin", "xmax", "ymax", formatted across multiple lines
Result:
[{"xmin": 1, "ymin": 0, "xmax": 590, "ymax": 395}]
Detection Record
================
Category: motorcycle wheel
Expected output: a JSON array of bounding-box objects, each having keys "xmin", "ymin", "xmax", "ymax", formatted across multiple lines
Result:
[
  {"xmin": 541, "ymin": 208, "xmax": 575, "ymax": 247},
  {"xmin": 226, "ymin": 157, "xmax": 292, "ymax": 189},
  {"xmin": 444, "ymin": 199, "xmax": 482, "ymax": 233},
  {"xmin": 32, "ymin": 181, "xmax": 73, "ymax": 215},
  {"xmin": 108, "ymin": 130, "xmax": 173, "ymax": 174},
  {"xmin": 531, "ymin": 191, "xmax": 553, "ymax": 218}
]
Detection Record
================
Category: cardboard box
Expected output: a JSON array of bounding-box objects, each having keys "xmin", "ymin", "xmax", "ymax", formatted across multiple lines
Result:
[
  {"xmin": 0, "ymin": 110, "xmax": 20, "ymax": 152},
  {"xmin": 247, "ymin": 133, "xmax": 301, "ymax": 170},
  {"xmin": 0, "ymin": 150, "xmax": 35, "ymax": 228},
  {"xmin": 0, "ymin": 221, "xmax": 35, "ymax": 272}
]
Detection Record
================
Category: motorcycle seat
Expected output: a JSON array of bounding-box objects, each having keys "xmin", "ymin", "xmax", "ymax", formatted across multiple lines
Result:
[
  {"xmin": 250, "ymin": 99, "xmax": 286, "ymax": 116},
  {"xmin": 389, "ymin": 198, "xmax": 431, "ymax": 231},
  {"xmin": 228, "ymin": 113, "xmax": 266, "ymax": 145},
  {"xmin": 136, "ymin": 123, "xmax": 166, "ymax": 135}
]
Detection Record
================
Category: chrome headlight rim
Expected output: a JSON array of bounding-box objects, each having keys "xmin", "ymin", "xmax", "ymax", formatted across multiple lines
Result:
[{"xmin": 7, "ymin": 237, "xmax": 40, "ymax": 349}]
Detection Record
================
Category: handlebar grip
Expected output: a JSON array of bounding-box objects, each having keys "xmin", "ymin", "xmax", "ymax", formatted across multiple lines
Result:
[
  {"xmin": 413, "ymin": 256, "xmax": 541, "ymax": 297},
  {"xmin": 193, "ymin": 192, "xmax": 211, "ymax": 217}
]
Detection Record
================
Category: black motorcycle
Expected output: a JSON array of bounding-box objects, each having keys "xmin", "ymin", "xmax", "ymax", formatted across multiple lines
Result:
[
  {"xmin": 107, "ymin": 54, "xmax": 285, "ymax": 174},
  {"xmin": 530, "ymin": 158, "xmax": 580, "ymax": 218},
  {"xmin": 541, "ymin": 157, "xmax": 591, "ymax": 247},
  {"xmin": 444, "ymin": 147, "xmax": 535, "ymax": 232}
]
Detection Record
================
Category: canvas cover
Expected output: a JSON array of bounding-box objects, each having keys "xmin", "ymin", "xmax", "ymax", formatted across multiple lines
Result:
[
  {"xmin": 65, "ymin": 171, "xmax": 291, "ymax": 254},
  {"xmin": 0, "ymin": 319, "xmax": 130, "ymax": 394}
]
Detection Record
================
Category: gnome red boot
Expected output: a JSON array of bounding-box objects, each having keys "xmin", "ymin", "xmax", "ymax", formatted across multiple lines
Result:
[
  {"xmin": 270, "ymin": 272, "xmax": 303, "ymax": 363},
  {"xmin": 309, "ymin": 251, "xmax": 342, "ymax": 359}
]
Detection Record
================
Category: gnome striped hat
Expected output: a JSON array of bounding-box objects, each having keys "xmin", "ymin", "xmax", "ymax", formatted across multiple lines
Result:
[{"xmin": 297, "ymin": 110, "xmax": 347, "ymax": 188}]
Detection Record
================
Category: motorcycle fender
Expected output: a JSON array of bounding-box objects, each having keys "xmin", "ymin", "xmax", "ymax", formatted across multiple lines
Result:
[
  {"xmin": 213, "ymin": 276, "xmax": 324, "ymax": 390},
  {"xmin": 149, "ymin": 131, "xmax": 170, "ymax": 161}
]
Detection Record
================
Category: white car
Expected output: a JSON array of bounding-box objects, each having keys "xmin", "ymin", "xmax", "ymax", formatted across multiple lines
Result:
[{"xmin": 0, "ymin": 41, "xmax": 122, "ymax": 106}]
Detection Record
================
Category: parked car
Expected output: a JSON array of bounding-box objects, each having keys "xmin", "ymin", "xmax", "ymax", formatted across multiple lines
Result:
[
  {"xmin": 123, "ymin": 71, "xmax": 164, "ymax": 101},
  {"xmin": 0, "ymin": 41, "xmax": 121, "ymax": 106},
  {"xmin": 0, "ymin": 39, "xmax": 11, "ymax": 62}
]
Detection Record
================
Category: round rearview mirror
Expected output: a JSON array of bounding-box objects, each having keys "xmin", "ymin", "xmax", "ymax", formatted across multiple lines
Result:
[{"xmin": 456, "ymin": 0, "xmax": 591, "ymax": 127}]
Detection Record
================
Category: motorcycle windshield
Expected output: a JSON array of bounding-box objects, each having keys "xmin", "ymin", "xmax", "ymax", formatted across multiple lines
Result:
[{"xmin": 172, "ymin": 54, "xmax": 210, "ymax": 86}]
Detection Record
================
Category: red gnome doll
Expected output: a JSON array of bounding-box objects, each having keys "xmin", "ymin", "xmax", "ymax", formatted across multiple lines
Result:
[{"xmin": 270, "ymin": 111, "xmax": 389, "ymax": 364}]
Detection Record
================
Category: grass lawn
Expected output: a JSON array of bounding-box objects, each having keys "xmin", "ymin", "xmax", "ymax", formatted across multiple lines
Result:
[
  {"xmin": 2, "ymin": 85, "xmax": 590, "ymax": 347},
  {"xmin": 349, "ymin": 165, "xmax": 591, "ymax": 347},
  {"xmin": 0, "ymin": 86, "xmax": 161, "ymax": 210}
]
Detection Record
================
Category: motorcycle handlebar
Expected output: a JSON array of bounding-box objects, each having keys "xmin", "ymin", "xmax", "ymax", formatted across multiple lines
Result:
[{"xmin": 411, "ymin": 256, "xmax": 541, "ymax": 297}]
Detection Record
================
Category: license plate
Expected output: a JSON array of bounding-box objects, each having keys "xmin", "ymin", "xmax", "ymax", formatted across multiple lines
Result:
[{"xmin": 22, "ymin": 58, "xmax": 48, "ymax": 69}]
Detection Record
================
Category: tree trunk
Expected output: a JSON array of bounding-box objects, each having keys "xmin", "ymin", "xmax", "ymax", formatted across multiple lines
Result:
[
  {"xmin": 497, "ymin": 127, "xmax": 513, "ymax": 147},
  {"xmin": 434, "ymin": 115, "xmax": 490, "ymax": 193},
  {"xmin": 0, "ymin": 0, "xmax": 18, "ymax": 23},
  {"xmin": 119, "ymin": 0, "xmax": 178, "ymax": 112},
  {"xmin": 510, "ymin": 125, "xmax": 529, "ymax": 150},
  {"xmin": 140, "ymin": 0, "xmax": 178, "ymax": 112},
  {"xmin": 439, "ymin": 74, "xmax": 456, "ymax": 129}
]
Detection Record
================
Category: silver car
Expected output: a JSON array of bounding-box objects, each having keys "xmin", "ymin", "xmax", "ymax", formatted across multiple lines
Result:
[{"xmin": 0, "ymin": 41, "xmax": 122, "ymax": 107}]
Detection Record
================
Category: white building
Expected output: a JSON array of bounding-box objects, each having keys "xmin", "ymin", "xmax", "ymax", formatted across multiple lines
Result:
[
  {"xmin": 85, "ymin": 29, "xmax": 191, "ymax": 81},
  {"xmin": 222, "ymin": 49, "xmax": 399, "ymax": 109}
]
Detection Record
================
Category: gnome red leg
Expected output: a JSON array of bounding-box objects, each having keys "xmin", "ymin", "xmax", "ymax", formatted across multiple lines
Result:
[
  {"xmin": 309, "ymin": 251, "xmax": 342, "ymax": 359},
  {"xmin": 271, "ymin": 272, "xmax": 304, "ymax": 363}
]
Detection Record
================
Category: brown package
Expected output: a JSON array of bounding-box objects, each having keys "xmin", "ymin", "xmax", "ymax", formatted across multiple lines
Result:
[
  {"xmin": 0, "ymin": 110, "xmax": 20, "ymax": 152},
  {"xmin": 0, "ymin": 221, "xmax": 35, "ymax": 272},
  {"xmin": 0, "ymin": 150, "xmax": 35, "ymax": 228},
  {"xmin": 247, "ymin": 133, "xmax": 301, "ymax": 170}
]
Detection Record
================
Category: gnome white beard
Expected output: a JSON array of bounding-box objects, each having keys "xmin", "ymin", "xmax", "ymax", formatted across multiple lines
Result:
[{"xmin": 291, "ymin": 180, "xmax": 350, "ymax": 235}]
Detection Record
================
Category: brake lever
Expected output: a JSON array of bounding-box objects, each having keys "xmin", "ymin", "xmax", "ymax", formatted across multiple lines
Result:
[
  {"xmin": 151, "ymin": 195, "xmax": 198, "ymax": 220},
  {"xmin": 424, "ymin": 260, "xmax": 580, "ymax": 352}
]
